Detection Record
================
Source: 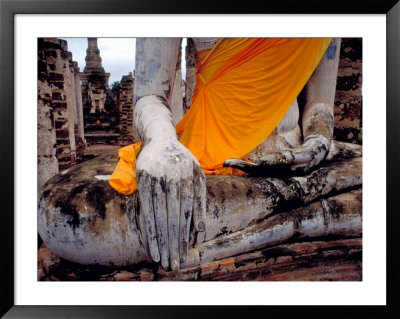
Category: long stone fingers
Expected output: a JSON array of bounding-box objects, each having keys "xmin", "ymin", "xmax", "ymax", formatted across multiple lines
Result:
[
  {"xmin": 193, "ymin": 164, "xmax": 206, "ymax": 232},
  {"xmin": 166, "ymin": 180, "xmax": 180, "ymax": 271},
  {"xmin": 137, "ymin": 171, "xmax": 160, "ymax": 263},
  {"xmin": 152, "ymin": 177, "xmax": 169, "ymax": 269},
  {"xmin": 290, "ymin": 136, "xmax": 329, "ymax": 167},
  {"xmin": 179, "ymin": 177, "xmax": 194, "ymax": 263}
]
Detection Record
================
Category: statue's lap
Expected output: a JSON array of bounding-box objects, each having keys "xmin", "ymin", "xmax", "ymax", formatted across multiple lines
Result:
[{"xmin": 38, "ymin": 142, "xmax": 362, "ymax": 267}]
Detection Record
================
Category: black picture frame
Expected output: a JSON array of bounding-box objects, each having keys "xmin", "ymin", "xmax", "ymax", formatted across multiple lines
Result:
[{"xmin": 1, "ymin": 0, "xmax": 399, "ymax": 318}]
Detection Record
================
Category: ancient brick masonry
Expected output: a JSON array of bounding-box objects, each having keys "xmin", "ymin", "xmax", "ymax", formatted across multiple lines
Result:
[
  {"xmin": 37, "ymin": 38, "xmax": 85, "ymax": 189},
  {"xmin": 60, "ymin": 43, "xmax": 77, "ymax": 165},
  {"xmin": 72, "ymin": 61, "xmax": 85, "ymax": 144},
  {"xmin": 46, "ymin": 39, "xmax": 76, "ymax": 171},
  {"xmin": 334, "ymin": 38, "xmax": 362, "ymax": 144},
  {"xmin": 117, "ymin": 72, "xmax": 139, "ymax": 145},
  {"xmin": 38, "ymin": 39, "xmax": 58, "ymax": 190}
]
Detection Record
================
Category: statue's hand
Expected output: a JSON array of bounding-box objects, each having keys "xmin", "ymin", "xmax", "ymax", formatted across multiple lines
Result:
[
  {"xmin": 223, "ymin": 135, "xmax": 329, "ymax": 176},
  {"xmin": 136, "ymin": 137, "xmax": 206, "ymax": 271}
]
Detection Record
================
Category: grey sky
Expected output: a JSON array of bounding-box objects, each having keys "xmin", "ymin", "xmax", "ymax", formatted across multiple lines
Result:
[{"xmin": 61, "ymin": 38, "xmax": 186, "ymax": 86}]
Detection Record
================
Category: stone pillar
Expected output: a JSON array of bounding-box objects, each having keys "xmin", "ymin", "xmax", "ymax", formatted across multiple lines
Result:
[
  {"xmin": 37, "ymin": 39, "xmax": 59, "ymax": 190},
  {"xmin": 184, "ymin": 38, "xmax": 196, "ymax": 114},
  {"xmin": 118, "ymin": 72, "xmax": 139, "ymax": 145},
  {"xmin": 73, "ymin": 61, "xmax": 85, "ymax": 143},
  {"xmin": 334, "ymin": 38, "xmax": 362, "ymax": 144},
  {"xmin": 60, "ymin": 40, "xmax": 77, "ymax": 166},
  {"xmin": 40, "ymin": 39, "xmax": 74, "ymax": 171},
  {"xmin": 68, "ymin": 52, "xmax": 79, "ymax": 135},
  {"xmin": 38, "ymin": 38, "xmax": 86, "ymax": 179}
]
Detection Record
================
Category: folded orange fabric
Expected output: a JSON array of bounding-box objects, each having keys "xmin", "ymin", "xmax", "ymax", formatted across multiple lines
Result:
[
  {"xmin": 108, "ymin": 142, "xmax": 142, "ymax": 195},
  {"xmin": 109, "ymin": 38, "xmax": 331, "ymax": 194}
]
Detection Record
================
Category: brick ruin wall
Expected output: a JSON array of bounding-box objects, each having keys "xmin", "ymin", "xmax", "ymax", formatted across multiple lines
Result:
[
  {"xmin": 37, "ymin": 38, "xmax": 85, "ymax": 190},
  {"xmin": 38, "ymin": 39, "xmax": 59, "ymax": 190},
  {"xmin": 117, "ymin": 72, "xmax": 140, "ymax": 145}
]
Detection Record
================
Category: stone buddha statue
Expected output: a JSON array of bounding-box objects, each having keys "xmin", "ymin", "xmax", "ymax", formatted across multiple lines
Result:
[{"xmin": 38, "ymin": 37, "xmax": 362, "ymax": 272}]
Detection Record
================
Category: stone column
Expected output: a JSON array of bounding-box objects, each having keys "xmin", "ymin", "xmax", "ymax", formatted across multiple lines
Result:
[
  {"xmin": 60, "ymin": 40, "xmax": 77, "ymax": 166},
  {"xmin": 68, "ymin": 52, "xmax": 78, "ymax": 133},
  {"xmin": 41, "ymin": 39, "xmax": 74, "ymax": 171},
  {"xmin": 184, "ymin": 38, "xmax": 196, "ymax": 114},
  {"xmin": 334, "ymin": 38, "xmax": 362, "ymax": 144},
  {"xmin": 118, "ymin": 72, "xmax": 139, "ymax": 145},
  {"xmin": 73, "ymin": 61, "xmax": 85, "ymax": 142}
]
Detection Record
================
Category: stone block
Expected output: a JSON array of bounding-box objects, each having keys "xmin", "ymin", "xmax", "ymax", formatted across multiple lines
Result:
[
  {"xmin": 219, "ymin": 258, "xmax": 235, "ymax": 269},
  {"xmin": 139, "ymin": 270, "xmax": 154, "ymax": 281},
  {"xmin": 201, "ymin": 261, "xmax": 219, "ymax": 273},
  {"xmin": 275, "ymin": 256, "xmax": 293, "ymax": 264},
  {"xmin": 114, "ymin": 271, "xmax": 136, "ymax": 281}
]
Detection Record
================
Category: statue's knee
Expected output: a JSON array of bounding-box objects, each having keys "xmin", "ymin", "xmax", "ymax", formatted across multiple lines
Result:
[{"xmin": 38, "ymin": 153, "xmax": 149, "ymax": 266}]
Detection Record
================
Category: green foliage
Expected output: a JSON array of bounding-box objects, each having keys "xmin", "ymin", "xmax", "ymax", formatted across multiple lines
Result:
[
  {"xmin": 357, "ymin": 127, "xmax": 362, "ymax": 141},
  {"xmin": 111, "ymin": 81, "xmax": 120, "ymax": 98}
]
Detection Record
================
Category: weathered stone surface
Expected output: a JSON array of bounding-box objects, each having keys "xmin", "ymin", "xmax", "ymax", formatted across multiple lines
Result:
[
  {"xmin": 170, "ymin": 49, "xmax": 184, "ymax": 124},
  {"xmin": 134, "ymin": 38, "xmax": 181, "ymax": 105},
  {"xmin": 37, "ymin": 74, "xmax": 58, "ymax": 190},
  {"xmin": 38, "ymin": 140, "xmax": 361, "ymax": 267},
  {"xmin": 198, "ymin": 142, "xmax": 361, "ymax": 244},
  {"xmin": 186, "ymin": 189, "xmax": 361, "ymax": 267},
  {"xmin": 38, "ymin": 152, "xmax": 151, "ymax": 266}
]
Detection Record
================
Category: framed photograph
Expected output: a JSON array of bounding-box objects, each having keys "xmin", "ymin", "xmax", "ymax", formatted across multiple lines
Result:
[{"xmin": 1, "ymin": 0, "xmax": 399, "ymax": 317}]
